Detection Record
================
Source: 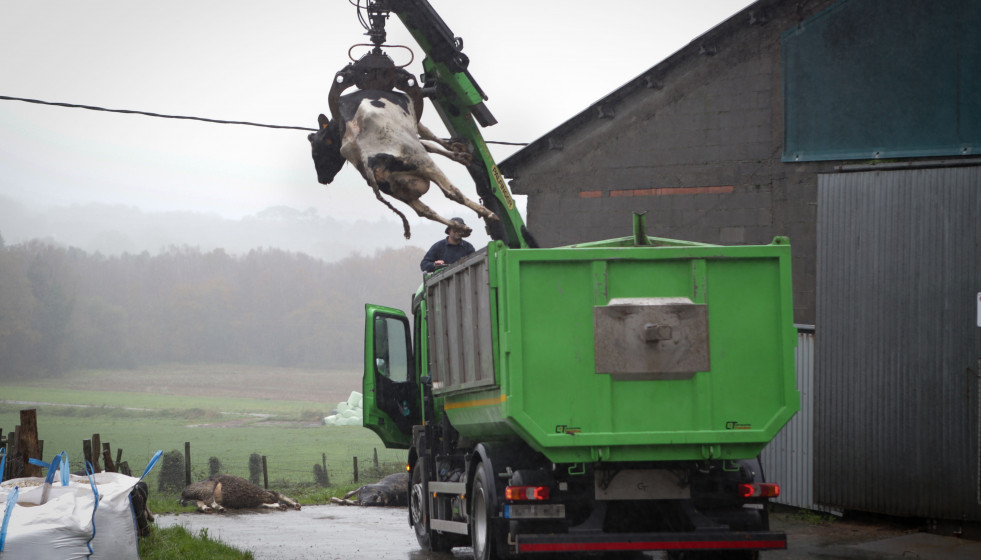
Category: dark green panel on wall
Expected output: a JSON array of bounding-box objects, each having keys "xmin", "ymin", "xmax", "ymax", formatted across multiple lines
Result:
[{"xmin": 783, "ymin": 0, "xmax": 980, "ymax": 162}]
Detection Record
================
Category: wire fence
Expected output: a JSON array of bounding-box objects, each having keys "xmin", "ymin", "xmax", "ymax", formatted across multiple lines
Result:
[
  {"xmin": 160, "ymin": 449, "xmax": 406, "ymax": 489},
  {"xmin": 2, "ymin": 444, "xmax": 405, "ymax": 491},
  {"xmin": 2, "ymin": 409, "xmax": 407, "ymax": 490}
]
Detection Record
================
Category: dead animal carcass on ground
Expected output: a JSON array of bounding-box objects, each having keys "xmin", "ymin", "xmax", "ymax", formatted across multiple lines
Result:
[
  {"xmin": 180, "ymin": 475, "xmax": 300, "ymax": 513},
  {"xmin": 309, "ymin": 82, "xmax": 498, "ymax": 240},
  {"xmin": 331, "ymin": 472, "xmax": 408, "ymax": 506}
]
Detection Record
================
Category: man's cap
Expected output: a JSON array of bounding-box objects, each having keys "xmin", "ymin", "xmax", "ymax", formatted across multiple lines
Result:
[{"xmin": 446, "ymin": 217, "xmax": 471, "ymax": 237}]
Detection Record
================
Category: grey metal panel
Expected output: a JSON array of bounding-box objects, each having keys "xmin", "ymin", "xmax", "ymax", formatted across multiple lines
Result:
[
  {"xmin": 814, "ymin": 166, "xmax": 981, "ymax": 520},
  {"xmin": 761, "ymin": 327, "xmax": 838, "ymax": 513},
  {"xmin": 426, "ymin": 250, "xmax": 496, "ymax": 394}
]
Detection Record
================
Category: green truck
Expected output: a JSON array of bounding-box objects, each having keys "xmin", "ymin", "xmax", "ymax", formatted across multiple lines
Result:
[{"xmin": 352, "ymin": 2, "xmax": 800, "ymax": 558}]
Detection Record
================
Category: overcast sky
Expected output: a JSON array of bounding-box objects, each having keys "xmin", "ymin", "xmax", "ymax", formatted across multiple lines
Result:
[{"xmin": 0, "ymin": 0, "xmax": 754, "ymax": 247}]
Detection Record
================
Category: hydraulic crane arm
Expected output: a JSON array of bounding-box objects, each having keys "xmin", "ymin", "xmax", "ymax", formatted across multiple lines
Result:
[{"xmin": 370, "ymin": 0, "xmax": 536, "ymax": 248}]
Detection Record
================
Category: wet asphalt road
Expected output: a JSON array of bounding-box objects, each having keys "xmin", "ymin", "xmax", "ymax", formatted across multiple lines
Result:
[{"xmin": 156, "ymin": 505, "xmax": 981, "ymax": 560}]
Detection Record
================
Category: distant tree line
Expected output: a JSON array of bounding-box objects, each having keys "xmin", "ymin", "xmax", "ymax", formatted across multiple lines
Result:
[{"xmin": 0, "ymin": 235, "xmax": 425, "ymax": 379}]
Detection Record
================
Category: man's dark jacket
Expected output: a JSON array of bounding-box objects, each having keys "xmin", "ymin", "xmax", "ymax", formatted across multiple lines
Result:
[{"xmin": 420, "ymin": 238, "xmax": 475, "ymax": 272}]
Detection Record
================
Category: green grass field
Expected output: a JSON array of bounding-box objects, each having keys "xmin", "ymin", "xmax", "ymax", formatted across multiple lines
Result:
[{"xmin": 1, "ymin": 366, "xmax": 407, "ymax": 496}]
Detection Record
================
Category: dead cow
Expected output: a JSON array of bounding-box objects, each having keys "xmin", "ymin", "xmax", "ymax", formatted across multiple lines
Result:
[
  {"xmin": 309, "ymin": 67, "xmax": 498, "ymax": 239},
  {"xmin": 331, "ymin": 472, "xmax": 408, "ymax": 507},
  {"xmin": 131, "ymin": 481, "xmax": 154, "ymax": 537},
  {"xmin": 180, "ymin": 474, "xmax": 300, "ymax": 513}
]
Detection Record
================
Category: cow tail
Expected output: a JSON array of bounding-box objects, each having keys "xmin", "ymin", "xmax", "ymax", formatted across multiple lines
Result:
[
  {"xmin": 364, "ymin": 165, "xmax": 412, "ymax": 239},
  {"xmin": 371, "ymin": 187, "xmax": 411, "ymax": 239}
]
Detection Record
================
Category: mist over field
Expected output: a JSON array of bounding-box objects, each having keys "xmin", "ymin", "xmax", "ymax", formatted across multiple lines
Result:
[
  {"xmin": 0, "ymin": 193, "xmax": 460, "ymax": 262},
  {"xmin": 0, "ymin": 199, "xmax": 440, "ymax": 379}
]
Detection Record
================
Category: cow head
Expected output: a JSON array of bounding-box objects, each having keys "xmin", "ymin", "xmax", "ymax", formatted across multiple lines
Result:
[{"xmin": 308, "ymin": 113, "xmax": 346, "ymax": 184}]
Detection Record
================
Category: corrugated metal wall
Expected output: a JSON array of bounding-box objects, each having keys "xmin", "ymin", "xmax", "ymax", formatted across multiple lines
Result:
[
  {"xmin": 814, "ymin": 165, "xmax": 981, "ymax": 520},
  {"xmin": 761, "ymin": 326, "xmax": 837, "ymax": 512}
]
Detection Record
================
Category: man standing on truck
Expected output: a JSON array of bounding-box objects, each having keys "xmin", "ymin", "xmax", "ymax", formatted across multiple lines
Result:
[{"xmin": 420, "ymin": 217, "xmax": 475, "ymax": 272}]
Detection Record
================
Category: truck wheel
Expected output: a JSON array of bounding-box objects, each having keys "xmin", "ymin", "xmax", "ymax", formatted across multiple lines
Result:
[
  {"xmin": 471, "ymin": 465, "xmax": 502, "ymax": 560},
  {"xmin": 411, "ymin": 459, "xmax": 453, "ymax": 552}
]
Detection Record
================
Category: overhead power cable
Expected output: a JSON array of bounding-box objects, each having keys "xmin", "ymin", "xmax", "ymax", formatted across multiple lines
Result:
[
  {"xmin": 0, "ymin": 94, "xmax": 528, "ymax": 145},
  {"xmin": 0, "ymin": 94, "xmax": 316, "ymax": 131}
]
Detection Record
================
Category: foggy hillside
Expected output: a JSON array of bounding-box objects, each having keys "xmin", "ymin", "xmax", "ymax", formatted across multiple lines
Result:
[
  {"xmin": 0, "ymin": 240, "xmax": 427, "ymax": 378},
  {"xmin": 0, "ymin": 194, "xmax": 466, "ymax": 261}
]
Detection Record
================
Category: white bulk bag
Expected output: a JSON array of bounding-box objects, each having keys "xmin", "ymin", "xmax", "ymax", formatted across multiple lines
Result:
[
  {"xmin": 0, "ymin": 450, "xmax": 161, "ymax": 560},
  {"xmin": 347, "ymin": 391, "xmax": 363, "ymax": 409},
  {"xmin": 0, "ymin": 465, "xmax": 97, "ymax": 560}
]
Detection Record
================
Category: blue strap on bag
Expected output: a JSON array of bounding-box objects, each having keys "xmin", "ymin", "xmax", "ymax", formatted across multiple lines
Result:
[
  {"xmin": 28, "ymin": 457, "xmax": 60, "ymax": 485},
  {"xmin": 0, "ymin": 487, "xmax": 18, "ymax": 552},
  {"xmin": 140, "ymin": 450, "xmax": 164, "ymax": 480},
  {"xmin": 59, "ymin": 452, "xmax": 70, "ymax": 486},
  {"xmin": 83, "ymin": 461, "xmax": 101, "ymax": 556}
]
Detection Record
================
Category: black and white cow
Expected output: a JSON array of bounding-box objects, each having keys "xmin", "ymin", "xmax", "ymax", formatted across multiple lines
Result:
[{"xmin": 308, "ymin": 77, "xmax": 497, "ymax": 239}]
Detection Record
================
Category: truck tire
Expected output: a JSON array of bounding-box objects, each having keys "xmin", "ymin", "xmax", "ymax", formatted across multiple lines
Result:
[
  {"xmin": 471, "ymin": 464, "xmax": 504, "ymax": 560},
  {"xmin": 411, "ymin": 458, "xmax": 454, "ymax": 552}
]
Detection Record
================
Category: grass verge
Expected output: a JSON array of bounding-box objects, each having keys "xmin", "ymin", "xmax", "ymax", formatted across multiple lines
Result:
[{"xmin": 139, "ymin": 525, "xmax": 253, "ymax": 560}]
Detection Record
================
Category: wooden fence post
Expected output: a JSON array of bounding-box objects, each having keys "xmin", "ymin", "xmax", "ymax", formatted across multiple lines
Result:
[
  {"xmin": 353, "ymin": 456, "xmax": 359, "ymax": 482},
  {"xmin": 102, "ymin": 442, "xmax": 116, "ymax": 473},
  {"xmin": 20, "ymin": 409, "xmax": 41, "ymax": 477},
  {"xmin": 321, "ymin": 452, "xmax": 330, "ymax": 486},
  {"xmin": 262, "ymin": 455, "xmax": 268, "ymax": 489},
  {"xmin": 82, "ymin": 439, "xmax": 93, "ymax": 469},
  {"xmin": 6, "ymin": 430, "xmax": 19, "ymax": 479},
  {"xmin": 184, "ymin": 442, "xmax": 192, "ymax": 486},
  {"xmin": 91, "ymin": 434, "xmax": 102, "ymax": 472},
  {"xmin": 12, "ymin": 427, "xmax": 21, "ymax": 478}
]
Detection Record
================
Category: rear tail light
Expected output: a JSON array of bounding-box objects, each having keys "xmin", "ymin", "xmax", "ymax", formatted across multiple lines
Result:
[
  {"xmin": 505, "ymin": 485, "xmax": 550, "ymax": 501},
  {"xmin": 737, "ymin": 482, "xmax": 780, "ymax": 498}
]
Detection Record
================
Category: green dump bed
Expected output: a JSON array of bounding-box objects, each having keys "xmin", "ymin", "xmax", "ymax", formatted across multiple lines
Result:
[{"xmin": 425, "ymin": 236, "xmax": 799, "ymax": 463}]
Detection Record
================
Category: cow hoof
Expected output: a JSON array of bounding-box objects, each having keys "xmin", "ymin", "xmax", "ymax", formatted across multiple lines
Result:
[{"xmin": 451, "ymin": 152, "xmax": 472, "ymax": 165}]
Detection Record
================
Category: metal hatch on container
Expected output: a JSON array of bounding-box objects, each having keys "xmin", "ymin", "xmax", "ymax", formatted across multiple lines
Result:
[{"xmin": 593, "ymin": 297, "xmax": 710, "ymax": 380}]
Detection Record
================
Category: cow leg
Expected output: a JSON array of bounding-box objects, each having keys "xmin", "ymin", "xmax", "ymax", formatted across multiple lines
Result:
[
  {"xmin": 195, "ymin": 500, "xmax": 216, "ymax": 513},
  {"xmin": 211, "ymin": 482, "xmax": 226, "ymax": 512},
  {"xmin": 422, "ymin": 166, "xmax": 499, "ymax": 222},
  {"xmin": 274, "ymin": 492, "xmax": 301, "ymax": 510},
  {"xmin": 420, "ymin": 139, "xmax": 472, "ymax": 165},
  {"xmin": 402, "ymin": 198, "xmax": 469, "ymax": 235},
  {"xmin": 417, "ymin": 123, "xmax": 471, "ymax": 165}
]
